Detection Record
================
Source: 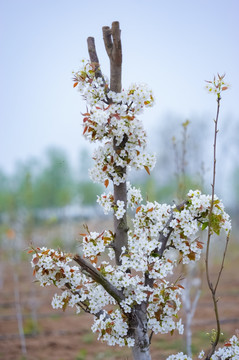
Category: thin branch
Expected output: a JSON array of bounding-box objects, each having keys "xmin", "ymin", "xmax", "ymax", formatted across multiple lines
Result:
[
  {"xmin": 73, "ymin": 254, "xmax": 125, "ymax": 303},
  {"xmin": 157, "ymin": 201, "xmax": 187, "ymax": 258},
  {"xmin": 204, "ymin": 94, "xmax": 224, "ymax": 360},
  {"xmin": 214, "ymin": 234, "xmax": 230, "ymax": 293},
  {"xmin": 149, "ymin": 331, "xmax": 154, "ymax": 344}
]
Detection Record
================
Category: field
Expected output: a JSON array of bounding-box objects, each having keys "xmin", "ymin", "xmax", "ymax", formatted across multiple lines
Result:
[{"xmin": 0, "ymin": 218, "xmax": 239, "ymax": 360}]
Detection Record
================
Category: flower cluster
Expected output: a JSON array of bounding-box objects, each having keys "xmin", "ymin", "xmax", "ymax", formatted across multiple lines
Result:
[
  {"xmin": 211, "ymin": 335, "xmax": 239, "ymax": 359},
  {"xmin": 120, "ymin": 189, "xmax": 230, "ymax": 276},
  {"xmin": 96, "ymin": 194, "xmax": 126, "ymax": 220},
  {"xmin": 166, "ymin": 335, "xmax": 239, "ymax": 359},
  {"xmin": 97, "ymin": 182, "xmax": 143, "ymax": 217},
  {"xmin": 73, "ymin": 60, "xmax": 156, "ymax": 185},
  {"xmin": 82, "ymin": 230, "xmax": 113, "ymax": 259},
  {"xmin": 147, "ymin": 282, "xmax": 184, "ymax": 335},
  {"xmin": 205, "ymin": 73, "xmax": 229, "ymax": 98},
  {"xmin": 91, "ymin": 309, "xmax": 135, "ymax": 347}
]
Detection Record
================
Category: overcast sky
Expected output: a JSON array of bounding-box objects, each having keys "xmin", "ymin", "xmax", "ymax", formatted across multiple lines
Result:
[{"xmin": 1, "ymin": 0, "xmax": 239, "ymax": 175}]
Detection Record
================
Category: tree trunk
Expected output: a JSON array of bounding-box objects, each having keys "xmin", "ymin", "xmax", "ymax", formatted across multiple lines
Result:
[
  {"xmin": 102, "ymin": 21, "xmax": 128, "ymax": 265},
  {"xmin": 88, "ymin": 22, "xmax": 151, "ymax": 359},
  {"xmin": 130, "ymin": 304, "xmax": 151, "ymax": 360}
]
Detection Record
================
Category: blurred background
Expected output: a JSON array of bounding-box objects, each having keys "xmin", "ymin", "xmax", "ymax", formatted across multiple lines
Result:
[{"xmin": 0, "ymin": 1, "xmax": 239, "ymax": 359}]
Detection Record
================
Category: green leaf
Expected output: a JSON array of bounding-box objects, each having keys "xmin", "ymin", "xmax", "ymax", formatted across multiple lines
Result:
[
  {"xmin": 201, "ymin": 222, "xmax": 209, "ymax": 231},
  {"xmin": 151, "ymin": 252, "xmax": 160, "ymax": 258},
  {"xmin": 210, "ymin": 213, "xmax": 222, "ymax": 235}
]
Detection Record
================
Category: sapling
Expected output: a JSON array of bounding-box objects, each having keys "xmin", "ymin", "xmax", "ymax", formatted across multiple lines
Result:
[{"xmin": 29, "ymin": 22, "xmax": 239, "ymax": 359}]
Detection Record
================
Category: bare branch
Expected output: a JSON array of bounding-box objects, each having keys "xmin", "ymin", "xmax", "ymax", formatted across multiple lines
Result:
[
  {"xmin": 205, "ymin": 95, "xmax": 224, "ymax": 360},
  {"xmin": 214, "ymin": 234, "xmax": 230, "ymax": 292},
  {"xmin": 102, "ymin": 21, "xmax": 122, "ymax": 92},
  {"xmin": 87, "ymin": 37, "xmax": 106, "ymax": 85},
  {"xmin": 87, "ymin": 37, "xmax": 100, "ymax": 64},
  {"xmin": 102, "ymin": 26, "xmax": 113, "ymax": 58}
]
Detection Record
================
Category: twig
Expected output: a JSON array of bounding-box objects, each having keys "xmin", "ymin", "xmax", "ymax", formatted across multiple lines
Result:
[
  {"xmin": 205, "ymin": 93, "xmax": 229, "ymax": 360},
  {"xmin": 214, "ymin": 234, "xmax": 230, "ymax": 293}
]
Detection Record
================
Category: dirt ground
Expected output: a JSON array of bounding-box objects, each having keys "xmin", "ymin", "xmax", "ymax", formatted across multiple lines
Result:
[{"xmin": 0, "ymin": 239, "xmax": 239, "ymax": 360}]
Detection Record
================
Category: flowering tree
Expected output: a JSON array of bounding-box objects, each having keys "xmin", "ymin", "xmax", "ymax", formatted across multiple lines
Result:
[{"xmin": 30, "ymin": 22, "xmax": 239, "ymax": 359}]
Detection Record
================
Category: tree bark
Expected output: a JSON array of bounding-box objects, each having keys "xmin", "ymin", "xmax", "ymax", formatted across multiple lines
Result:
[
  {"xmin": 130, "ymin": 304, "xmax": 151, "ymax": 360},
  {"xmin": 102, "ymin": 22, "xmax": 128, "ymax": 265},
  {"xmin": 87, "ymin": 37, "xmax": 106, "ymax": 84},
  {"xmin": 102, "ymin": 21, "xmax": 122, "ymax": 93}
]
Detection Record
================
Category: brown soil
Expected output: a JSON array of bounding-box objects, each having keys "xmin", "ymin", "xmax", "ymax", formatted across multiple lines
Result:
[{"xmin": 0, "ymin": 239, "xmax": 239, "ymax": 360}]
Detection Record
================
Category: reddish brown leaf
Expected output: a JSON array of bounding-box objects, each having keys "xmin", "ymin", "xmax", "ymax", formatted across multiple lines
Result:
[
  {"xmin": 196, "ymin": 241, "xmax": 204, "ymax": 249},
  {"xmin": 96, "ymin": 231, "xmax": 105, "ymax": 239},
  {"xmin": 136, "ymin": 206, "xmax": 141, "ymax": 214},
  {"xmin": 73, "ymin": 82, "xmax": 78, "ymax": 88},
  {"xmin": 33, "ymin": 256, "xmax": 39, "ymax": 265},
  {"xmin": 104, "ymin": 179, "xmax": 109, "ymax": 188},
  {"xmin": 90, "ymin": 256, "xmax": 98, "ymax": 264},
  {"xmin": 187, "ymin": 252, "xmax": 196, "ymax": 261},
  {"xmin": 178, "ymin": 284, "xmax": 185, "ymax": 289},
  {"xmin": 155, "ymin": 308, "xmax": 163, "ymax": 321},
  {"xmin": 113, "ymin": 113, "xmax": 121, "ymax": 120},
  {"xmin": 144, "ymin": 166, "xmax": 150, "ymax": 175},
  {"xmin": 55, "ymin": 272, "xmax": 62, "ymax": 281},
  {"xmin": 83, "ymin": 126, "xmax": 88, "ymax": 135}
]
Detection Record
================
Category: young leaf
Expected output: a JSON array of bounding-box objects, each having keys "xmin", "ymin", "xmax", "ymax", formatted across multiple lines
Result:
[
  {"xmin": 201, "ymin": 222, "xmax": 209, "ymax": 231},
  {"xmin": 33, "ymin": 256, "xmax": 39, "ymax": 265},
  {"xmin": 144, "ymin": 165, "xmax": 150, "ymax": 175},
  {"xmin": 83, "ymin": 126, "xmax": 88, "ymax": 135}
]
